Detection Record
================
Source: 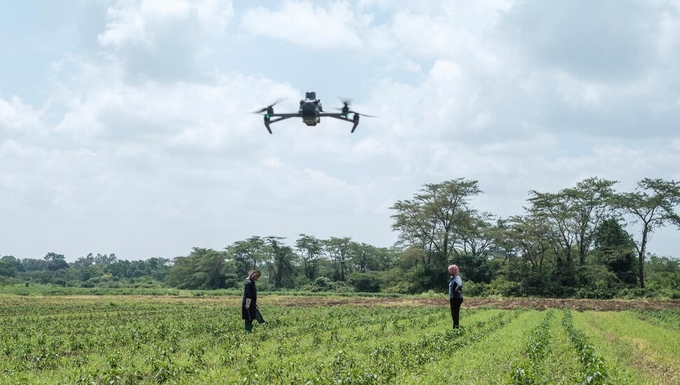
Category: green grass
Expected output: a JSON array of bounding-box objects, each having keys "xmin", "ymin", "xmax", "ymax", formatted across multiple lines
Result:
[{"xmin": 575, "ymin": 310, "xmax": 680, "ymax": 385}]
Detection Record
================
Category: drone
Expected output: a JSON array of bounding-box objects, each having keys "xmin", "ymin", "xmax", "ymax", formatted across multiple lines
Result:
[{"xmin": 253, "ymin": 91, "xmax": 374, "ymax": 134}]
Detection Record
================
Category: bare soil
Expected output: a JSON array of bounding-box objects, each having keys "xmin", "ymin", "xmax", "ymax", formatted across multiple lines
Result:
[
  {"xmin": 262, "ymin": 296, "xmax": 680, "ymax": 312},
  {"xmin": 5, "ymin": 294, "xmax": 678, "ymax": 312}
]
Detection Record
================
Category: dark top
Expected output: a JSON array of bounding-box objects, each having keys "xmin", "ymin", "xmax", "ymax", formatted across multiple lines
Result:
[{"xmin": 241, "ymin": 279, "xmax": 257, "ymax": 320}]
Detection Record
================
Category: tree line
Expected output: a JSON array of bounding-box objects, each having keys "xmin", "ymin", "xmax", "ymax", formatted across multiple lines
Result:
[{"xmin": 2, "ymin": 177, "xmax": 679, "ymax": 298}]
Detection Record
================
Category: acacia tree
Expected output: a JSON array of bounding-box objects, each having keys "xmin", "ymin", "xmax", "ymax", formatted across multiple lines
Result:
[
  {"xmin": 454, "ymin": 211, "xmax": 498, "ymax": 257},
  {"xmin": 562, "ymin": 177, "xmax": 617, "ymax": 266},
  {"xmin": 264, "ymin": 237, "xmax": 298, "ymax": 288},
  {"xmin": 324, "ymin": 237, "xmax": 352, "ymax": 281},
  {"xmin": 526, "ymin": 190, "xmax": 579, "ymax": 271},
  {"xmin": 591, "ymin": 218, "xmax": 637, "ymax": 286},
  {"xmin": 525, "ymin": 178, "xmax": 616, "ymax": 288},
  {"xmin": 295, "ymin": 234, "xmax": 323, "ymax": 281},
  {"xmin": 390, "ymin": 178, "xmax": 481, "ymax": 291},
  {"xmin": 502, "ymin": 215, "xmax": 553, "ymax": 273},
  {"xmin": 613, "ymin": 178, "xmax": 680, "ymax": 288},
  {"xmin": 166, "ymin": 247, "xmax": 227, "ymax": 289},
  {"xmin": 349, "ymin": 242, "xmax": 389, "ymax": 273},
  {"xmin": 390, "ymin": 178, "xmax": 481, "ymax": 262},
  {"xmin": 226, "ymin": 236, "xmax": 268, "ymax": 279}
]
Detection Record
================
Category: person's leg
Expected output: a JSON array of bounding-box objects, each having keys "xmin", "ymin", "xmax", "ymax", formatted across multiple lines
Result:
[
  {"xmin": 245, "ymin": 320, "xmax": 253, "ymax": 333},
  {"xmin": 449, "ymin": 298, "xmax": 456, "ymax": 328},
  {"xmin": 452, "ymin": 298, "xmax": 463, "ymax": 328}
]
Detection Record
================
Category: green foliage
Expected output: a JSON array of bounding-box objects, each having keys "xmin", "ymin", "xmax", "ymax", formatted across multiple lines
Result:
[
  {"xmin": 454, "ymin": 253, "xmax": 494, "ymax": 284},
  {"xmin": 166, "ymin": 248, "xmax": 228, "ymax": 289},
  {"xmin": 562, "ymin": 310, "xmax": 609, "ymax": 385},
  {"xmin": 510, "ymin": 310, "xmax": 555, "ymax": 384},
  {"xmin": 348, "ymin": 272, "xmax": 382, "ymax": 292},
  {"xmin": 591, "ymin": 218, "xmax": 637, "ymax": 286},
  {"xmin": 3, "ymin": 177, "xmax": 679, "ymax": 298},
  {"xmin": 308, "ymin": 276, "xmax": 337, "ymax": 292}
]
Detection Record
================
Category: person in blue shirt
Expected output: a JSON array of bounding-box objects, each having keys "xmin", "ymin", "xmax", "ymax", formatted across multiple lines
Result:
[
  {"xmin": 448, "ymin": 264, "xmax": 463, "ymax": 328},
  {"xmin": 242, "ymin": 270, "xmax": 261, "ymax": 333}
]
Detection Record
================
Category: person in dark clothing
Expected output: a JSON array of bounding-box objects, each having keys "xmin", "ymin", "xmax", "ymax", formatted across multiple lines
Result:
[
  {"xmin": 242, "ymin": 270, "xmax": 261, "ymax": 333},
  {"xmin": 448, "ymin": 264, "xmax": 463, "ymax": 328}
]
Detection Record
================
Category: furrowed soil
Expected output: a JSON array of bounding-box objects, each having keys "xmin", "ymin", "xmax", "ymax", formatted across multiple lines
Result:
[
  {"xmin": 263, "ymin": 296, "xmax": 680, "ymax": 311},
  {"xmin": 4, "ymin": 294, "xmax": 677, "ymax": 311}
]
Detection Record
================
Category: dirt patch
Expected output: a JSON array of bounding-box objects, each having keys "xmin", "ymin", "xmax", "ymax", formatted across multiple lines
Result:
[
  {"xmin": 4, "ymin": 295, "xmax": 678, "ymax": 312},
  {"xmin": 260, "ymin": 296, "xmax": 680, "ymax": 311}
]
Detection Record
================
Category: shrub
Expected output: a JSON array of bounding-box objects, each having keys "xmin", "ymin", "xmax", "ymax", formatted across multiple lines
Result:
[
  {"xmin": 348, "ymin": 272, "xmax": 383, "ymax": 293},
  {"xmin": 310, "ymin": 277, "xmax": 337, "ymax": 292}
]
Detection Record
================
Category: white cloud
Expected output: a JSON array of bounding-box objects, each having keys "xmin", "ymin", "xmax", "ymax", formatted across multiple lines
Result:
[
  {"xmin": 98, "ymin": 0, "xmax": 233, "ymax": 48},
  {"xmin": 2, "ymin": 0, "xmax": 679, "ymax": 260},
  {"xmin": 0, "ymin": 98, "xmax": 44, "ymax": 142},
  {"xmin": 242, "ymin": 1, "xmax": 368, "ymax": 50}
]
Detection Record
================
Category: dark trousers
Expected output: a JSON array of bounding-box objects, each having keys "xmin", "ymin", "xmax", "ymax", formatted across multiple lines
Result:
[{"xmin": 450, "ymin": 297, "xmax": 463, "ymax": 328}]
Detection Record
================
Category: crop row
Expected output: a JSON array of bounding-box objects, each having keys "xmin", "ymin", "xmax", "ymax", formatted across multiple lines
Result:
[
  {"xmin": 562, "ymin": 309, "xmax": 609, "ymax": 385},
  {"xmin": 1, "ymin": 297, "xmax": 679, "ymax": 384},
  {"xmin": 509, "ymin": 309, "xmax": 556, "ymax": 384},
  {"xmin": 630, "ymin": 308, "xmax": 680, "ymax": 331}
]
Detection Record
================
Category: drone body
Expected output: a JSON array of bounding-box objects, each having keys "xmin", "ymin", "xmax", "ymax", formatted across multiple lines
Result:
[{"xmin": 254, "ymin": 91, "xmax": 372, "ymax": 134}]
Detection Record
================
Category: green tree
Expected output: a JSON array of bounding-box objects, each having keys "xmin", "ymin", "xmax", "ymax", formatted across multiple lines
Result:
[
  {"xmin": 166, "ymin": 248, "xmax": 228, "ymax": 289},
  {"xmin": 563, "ymin": 177, "xmax": 617, "ymax": 266},
  {"xmin": 454, "ymin": 212, "xmax": 498, "ymax": 257},
  {"xmin": 324, "ymin": 237, "xmax": 352, "ymax": 281},
  {"xmin": 226, "ymin": 236, "xmax": 267, "ymax": 277},
  {"xmin": 645, "ymin": 255, "xmax": 680, "ymax": 293},
  {"xmin": 613, "ymin": 178, "xmax": 680, "ymax": 288},
  {"xmin": 295, "ymin": 234, "xmax": 323, "ymax": 281},
  {"xmin": 591, "ymin": 218, "xmax": 637, "ymax": 286},
  {"xmin": 44, "ymin": 252, "xmax": 69, "ymax": 271},
  {"xmin": 0, "ymin": 256, "xmax": 20, "ymax": 277},
  {"xmin": 349, "ymin": 242, "xmax": 386, "ymax": 273},
  {"xmin": 348, "ymin": 272, "xmax": 382, "ymax": 292},
  {"xmin": 266, "ymin": 237, "xmax": 298, "ymax": 289},
  {"xmin": 390, "ymin": 179, "xmax": 481, "ymax": 291},
  {"xmin": 494, "ymin": 215, "xmax": 553, "ymax": 295},
  {"xmin": 455, "ymin": 254, "xmax": 494, "ymax": 284}
]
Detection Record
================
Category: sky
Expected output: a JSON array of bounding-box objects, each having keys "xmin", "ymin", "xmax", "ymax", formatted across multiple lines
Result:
[{"xmin": 1, "ymin": 0, "xmax": 679, "ymax": 262}]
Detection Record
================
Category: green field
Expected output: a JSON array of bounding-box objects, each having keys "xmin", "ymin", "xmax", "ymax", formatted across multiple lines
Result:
[{"xmin": 1, "ymin": 295, "xmax": 678, "ymax": 384}]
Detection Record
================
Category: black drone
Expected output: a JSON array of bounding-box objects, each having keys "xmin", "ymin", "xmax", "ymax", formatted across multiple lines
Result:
[{"xmin": 253, "ymin": 91, "xmax": 374, "ymax": 134}]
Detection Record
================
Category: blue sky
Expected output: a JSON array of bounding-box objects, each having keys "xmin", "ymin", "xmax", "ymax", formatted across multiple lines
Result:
[{"xmin": 1, "ymin": 0, "xmax": 679, "ymax": 261}]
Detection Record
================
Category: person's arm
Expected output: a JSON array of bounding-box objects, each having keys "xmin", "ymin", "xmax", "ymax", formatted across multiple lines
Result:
[{"xmin": 245, "ymin": 298, "xmax": 251, "ymax": 309}]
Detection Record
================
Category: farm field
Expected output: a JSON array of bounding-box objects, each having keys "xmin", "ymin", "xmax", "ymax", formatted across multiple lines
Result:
[{"xmin": 0, "ymin": 295, "xmax": 679, "ymax": 384}]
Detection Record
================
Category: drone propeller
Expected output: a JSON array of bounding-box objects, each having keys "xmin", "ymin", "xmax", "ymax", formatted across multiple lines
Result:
[
  {"xmin": 253, "ymin": 98, "xmax": 286, "ymax": 114},
  {"xmin": 335, "ymin": 99, "xmax": 376, "ymax": 117}
]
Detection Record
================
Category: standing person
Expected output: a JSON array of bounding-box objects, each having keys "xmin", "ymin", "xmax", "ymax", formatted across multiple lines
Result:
[
  {"xmin": 448, "ymin": 264, "xmax": 463, "ymax": 328},
  {"xmin": 242, "ymin": 270, "xmax": 261, "ymax": 333}
]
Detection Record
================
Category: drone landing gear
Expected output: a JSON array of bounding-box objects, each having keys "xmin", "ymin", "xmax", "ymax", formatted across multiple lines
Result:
[
  {"xmin": 351, "ymin": 114, "xmax": 360, "ymax": 133},
  {"xmin": 264, "ymin": 116, "xmax": 272, "ymax": 134}
]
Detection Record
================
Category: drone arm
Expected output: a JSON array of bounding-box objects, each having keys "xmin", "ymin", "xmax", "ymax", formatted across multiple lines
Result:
[
  {"xmin": 322, "ymin": 113, "xmax": 360, "ymax": 133},
  {"xmin": 263, "ymin": 115, "xmax": 296, "ymax": 134}
]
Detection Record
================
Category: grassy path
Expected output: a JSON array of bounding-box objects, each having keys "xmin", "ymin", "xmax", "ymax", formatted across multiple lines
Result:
[{"xmin": 575, "ymin": 310, "xmax": 680, "ymax": 385}]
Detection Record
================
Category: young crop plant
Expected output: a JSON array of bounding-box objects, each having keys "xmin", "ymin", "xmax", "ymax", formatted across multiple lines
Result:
[
  {"xmin": 562, "ymin": 309, "xmax": 609, "ymax": 385},
  {"xmin": 630, "ymin": 309, "xmax": 680, "ymax": 331},
  {"xmin": 3, "ymin": 296, "xmax": 679, "ymax": 384},
  {"xmin": 574, "ymin": 310, "xmax": 680, "ymax": 384},
  {"xmin": 510, "ymin": 310, "xmax": 555, "ymax": 384}
]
